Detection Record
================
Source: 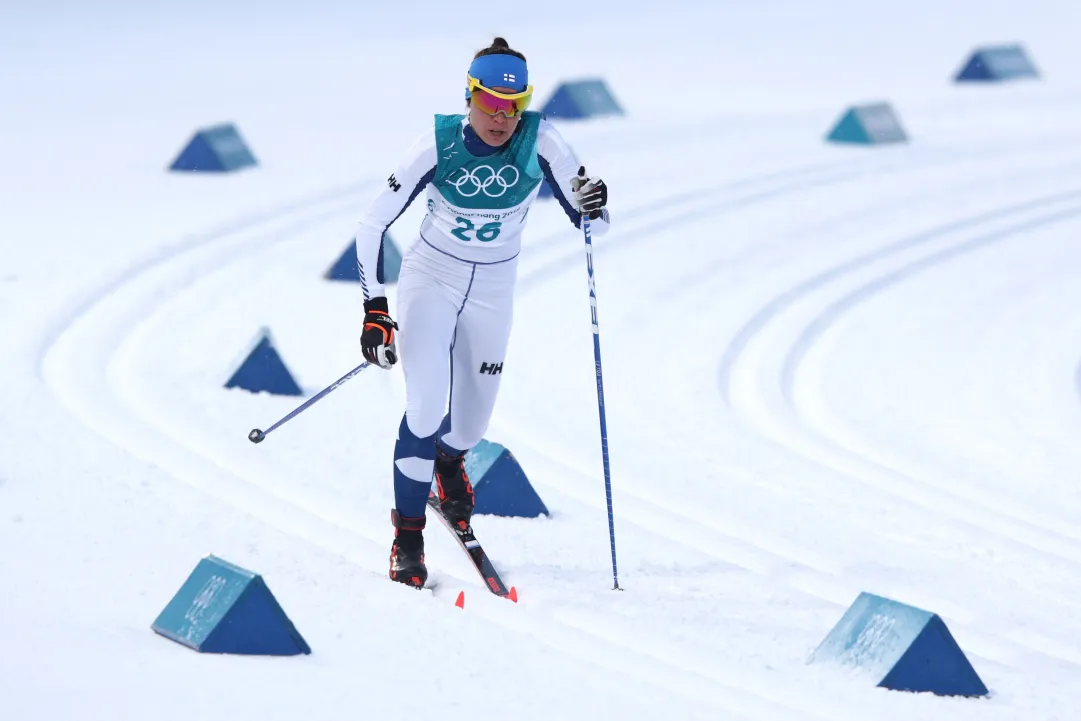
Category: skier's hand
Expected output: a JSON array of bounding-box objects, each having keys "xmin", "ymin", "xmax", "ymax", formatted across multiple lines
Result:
[
  {"xmin": 360, "ymin": 296, "xmax": 398, "ymax": 369},
  {"xmin": 571, "ymin": 165, "xmax": 608, "ymax": 220}
]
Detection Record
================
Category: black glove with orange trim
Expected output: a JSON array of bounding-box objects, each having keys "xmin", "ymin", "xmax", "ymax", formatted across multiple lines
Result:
[{"xmin": 360, "ymin": 296, "xmax": 398, "ymax": 369}]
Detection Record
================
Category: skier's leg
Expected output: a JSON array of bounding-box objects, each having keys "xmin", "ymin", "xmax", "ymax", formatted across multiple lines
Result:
[
  {"xmin": 388, "ymin": 255, "xmax": 459, "ymax": 586},
  {"xmin": 435, "ymin": 261, "xmax": 517, "ymax": 525},
  {"xmin": 442, "ymin": 292, "xmax": 514, "ymax": 451},
  {"xmin": 393, "ymin": 266, "xmax": 459, "ymax": 517}
]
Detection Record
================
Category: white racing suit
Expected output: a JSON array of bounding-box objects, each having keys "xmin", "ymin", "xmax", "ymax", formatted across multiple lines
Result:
[{"xmin": 354, "ymin": 111, "xmax": 610, "ymax": 518}]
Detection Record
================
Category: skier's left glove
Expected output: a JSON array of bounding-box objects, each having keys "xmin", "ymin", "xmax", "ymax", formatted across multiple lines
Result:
[
  {"xmin": 360, "ymin": 296, "xmax": 398, "ymax": 369},
  {"xmin": 571, "ymin": 165, "xmax": 608, "ymax": 220}
]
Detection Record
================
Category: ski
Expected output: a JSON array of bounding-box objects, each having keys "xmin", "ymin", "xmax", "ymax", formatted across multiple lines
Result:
[{"xmin": 426, "ymin": 492, "xmax": 517, "ymax": 602}]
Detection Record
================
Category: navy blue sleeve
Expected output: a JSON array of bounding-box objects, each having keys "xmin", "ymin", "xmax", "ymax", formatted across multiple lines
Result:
[{"xmin": 539, "ymin": 155, "xmax": 584, "ymax": 229}]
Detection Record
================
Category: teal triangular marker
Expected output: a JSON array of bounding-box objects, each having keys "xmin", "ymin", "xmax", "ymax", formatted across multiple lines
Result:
[{"xmin": 827, "ymin": 109, "xmax": 871, "ymax": 144}]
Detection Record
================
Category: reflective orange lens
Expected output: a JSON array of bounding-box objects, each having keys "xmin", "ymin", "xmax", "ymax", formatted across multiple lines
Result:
[{"xmin": 470, "ymin": 85, "xmax": 532, "ymax": 117}]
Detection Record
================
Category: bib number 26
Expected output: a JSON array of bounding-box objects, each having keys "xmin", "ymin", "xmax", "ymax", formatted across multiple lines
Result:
[{"xmin": 452, "ymin": 217, "xmax": 501, "ymax": 242}]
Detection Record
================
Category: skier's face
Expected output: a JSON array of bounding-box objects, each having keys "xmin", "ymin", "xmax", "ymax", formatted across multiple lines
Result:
[{"xmin": 469, "ymin": 86, "xmax": 521, "ymax": 147}]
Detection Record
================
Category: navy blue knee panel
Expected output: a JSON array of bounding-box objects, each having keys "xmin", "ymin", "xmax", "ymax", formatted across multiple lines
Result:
[{"xmin": 393, "ymin": 414, "xmax": 436, "ymax": 518}]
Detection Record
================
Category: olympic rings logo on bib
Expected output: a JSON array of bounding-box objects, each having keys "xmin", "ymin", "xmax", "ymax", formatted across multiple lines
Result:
[{"xmin": 449, "ymin": 165, "xmax": 520, "ymax": 198}]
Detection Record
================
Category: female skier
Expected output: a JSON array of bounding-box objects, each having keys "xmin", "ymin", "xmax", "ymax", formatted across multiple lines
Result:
[{"xmin": 354, "ymin": 37, "xmax": 610, "ymax": 588}]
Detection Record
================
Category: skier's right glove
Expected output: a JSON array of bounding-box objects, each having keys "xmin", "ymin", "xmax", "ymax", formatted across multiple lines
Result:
[{"xmin": 360, "ymin": 296, "xmax": 398, "ymax": 369}]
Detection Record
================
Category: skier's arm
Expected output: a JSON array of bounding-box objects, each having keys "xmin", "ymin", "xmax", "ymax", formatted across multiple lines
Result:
[
  {"xmin": 537, "ymin": 119, "xmax": 611, "ymax": 236},
  {"xmin": 355, "ymin": 132, "xmax": 438, "ymax": 301}
]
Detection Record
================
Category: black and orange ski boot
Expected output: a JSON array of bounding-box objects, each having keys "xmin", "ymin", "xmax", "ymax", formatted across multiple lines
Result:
[
  {"xmin": 434, "ymin": 445, "xmax": 475, "ymax": 531},
  {"xmin": 389, "ymin": 510, "xmax": 427, "ymax": 589}
]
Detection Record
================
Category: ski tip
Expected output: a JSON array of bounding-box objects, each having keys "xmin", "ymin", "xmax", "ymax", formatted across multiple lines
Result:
[
  {"xmin": 455, "ymin": 591, "xmax": 465, "ymax": 609},
  {"xmin": 507, "ymin": 586, "xmax": 518, "ymax": 603}
]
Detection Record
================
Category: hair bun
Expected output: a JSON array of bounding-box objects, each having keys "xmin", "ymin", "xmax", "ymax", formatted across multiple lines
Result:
[{"xmin": 472, "ymin": 36, "xmax": 525, "ymax": 62}]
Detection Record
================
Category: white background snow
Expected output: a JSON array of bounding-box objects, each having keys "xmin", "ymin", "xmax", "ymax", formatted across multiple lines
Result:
[{"xmin": 3, "ymin": 1, "xmax": 1081, "ymax": 719}]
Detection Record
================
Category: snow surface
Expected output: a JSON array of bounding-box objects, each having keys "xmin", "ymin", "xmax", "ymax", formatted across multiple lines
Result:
[{"xmin": 4, "ymin": 1, "xmax": 1081, "ymax": 719}]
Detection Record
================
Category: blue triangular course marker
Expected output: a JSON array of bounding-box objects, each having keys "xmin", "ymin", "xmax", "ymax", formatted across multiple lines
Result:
[
  {"xmin": 540, "ymin": 79, "xmax": 624, "ymax": 120},
  {"xmin": 809, "ymin": 592, "xmax": 988, "ymax": 697},
  {"xmin": 956, "ymin": 54, "xmax": 996, "ymax": 82},
  {"xmin": 152, "ymin": 555, "xmax": 311, "ymax": 656},
  {"xmin": 169, "ymin": 122, "xmax": 257, "ymax": 173},
  {"xmin": 324, "ymin": 242, "xmax": 359, "ymax": 281},
  {"xmin": 955, "ymin": 44, "xmax": 1039, "ymax": 82},
  {"xmin": 826, "ymin": 103, "xmax": 908, "ymax": 146},
  {"xmin": 325, "ymin": 234, "xmax": 402, "ymax": 284},
  {"xmin": 224, "ymin": 327, "xmax": 302, "ymax": 396},
  {"xmin": 465, "ymin": 439, "xmax": 550, "ymax": 518}
]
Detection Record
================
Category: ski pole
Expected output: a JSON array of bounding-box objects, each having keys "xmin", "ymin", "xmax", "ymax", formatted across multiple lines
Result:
[
  {"xmin": 248, "ymin": 361, "xmax": 370, "ymax": 443},
  {"xmin": 581, "ymin": 214, "xmax": 621, "ymax": 590}
]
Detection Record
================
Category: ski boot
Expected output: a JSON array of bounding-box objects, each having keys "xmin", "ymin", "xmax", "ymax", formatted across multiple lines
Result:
[
  {"xmin": 434, "ymin": 445, "xmax": 475, "ymax": 531},
  {"xmin": 389, "ymin": 510, "xmax": 427, "ymax": 589}
]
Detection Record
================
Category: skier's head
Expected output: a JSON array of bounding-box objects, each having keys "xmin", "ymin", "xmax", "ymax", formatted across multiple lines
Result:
[{"xmin": 465, "ymin": 37, "xmax": 531, "ymax": 147}]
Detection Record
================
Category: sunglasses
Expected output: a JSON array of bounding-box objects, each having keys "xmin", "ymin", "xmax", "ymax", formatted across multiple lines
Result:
[{"xmin": 467, "ymin": 75, "xmax": 534, "ymax": 117}]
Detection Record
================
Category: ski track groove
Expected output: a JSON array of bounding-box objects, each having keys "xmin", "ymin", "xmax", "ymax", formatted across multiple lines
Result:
[
  {"xmin": 705, "ymin": 184, "xmax": 1081, "ymax": 667},
  {"xmin": 779, "ymin": 202, "xmax": 1081, "ymax": 549},
  {"xmin": 716, "ymin": 189, "xmax": 1081, "ymax": 566},
  {"xmin": 33, "ymin": 179, "xmax": 376, "ymax": 375},
  {"xmin": 651, "ymin": 152, "xmax": 1081, "ymax": 307},
  {"xmin": 487, "ymin": 417, "xmax": 1072, "ymax": 675},
  {"xmin": 519, "ymin": 133, "xmax": 1081, "ymax": 295},
  {"xmin": 718, "ymin": 187, "xmax": 1081, "ymax": 405}
]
